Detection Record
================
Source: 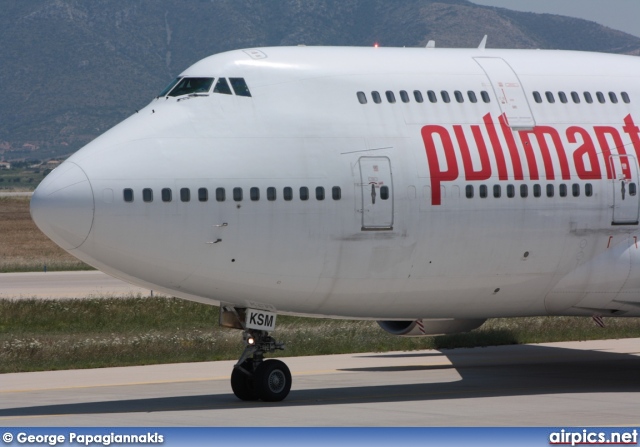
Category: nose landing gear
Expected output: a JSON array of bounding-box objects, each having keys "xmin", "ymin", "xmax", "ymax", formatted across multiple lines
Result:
[{"xmin": 221, "ymin": 306, "xmax": 292, "ymax": 402}]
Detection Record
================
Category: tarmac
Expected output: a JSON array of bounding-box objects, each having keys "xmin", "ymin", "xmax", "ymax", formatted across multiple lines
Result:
[{"xmin": 1, "ymin": 338, "xmax": 639, "ymax": 426}]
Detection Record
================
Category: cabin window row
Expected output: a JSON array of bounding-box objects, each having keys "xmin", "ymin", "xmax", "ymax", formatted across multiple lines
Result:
[
  {"xmin": 532, "ymin": 90, "xmax": 630, "ymax": 105},
  {"xmin": 357, "ymin": 89, "xmax": 491, "ymax": 105},
  {"xmin": 122, "ymin": 186, "xmax": 343, "ymax": 203},
  {"xmin": 462, "ymin": 183, "xmax": 615, "ymax": 199}
]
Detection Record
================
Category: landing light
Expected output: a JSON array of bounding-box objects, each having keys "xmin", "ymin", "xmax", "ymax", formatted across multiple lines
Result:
[
  {"xmin": 247, "ymin": 336, "xmax": 255, "ymax": 345},
  {"xmin": 374, "ymin": 42, "xmax": 379, "ymax": 48}
]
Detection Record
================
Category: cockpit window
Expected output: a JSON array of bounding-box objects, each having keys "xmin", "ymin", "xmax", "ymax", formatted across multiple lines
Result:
[
  {"xmin": 229, "ymin": 78, "xmax": 252, "ymax": 97},
  {"xmin": 158, "ymin": 77, "xmax": 182, "ymax": 97},
  {"xmin": 167, "ymin": 77, "xmax": 214, "ymax": 97},
  {"xmin": 213, "ymin": 78, "xmax": 232, "ymax": 95}
]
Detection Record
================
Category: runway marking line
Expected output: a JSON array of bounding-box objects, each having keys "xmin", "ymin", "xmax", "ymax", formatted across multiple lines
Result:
[{"xmin": 0, "ymin": 364, "xmax": 451, "ymax": 394}]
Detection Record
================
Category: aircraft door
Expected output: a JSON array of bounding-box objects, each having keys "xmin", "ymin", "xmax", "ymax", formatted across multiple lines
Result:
[
  {"xmin": 473, "ymin": 57, "xmax": 536, "ymax": 130},
  {"xmin": 611, "ymin": 154, "xmax": 640, "ymax": 225},
  {"xmin": 359, "ymin": 157, "xmax": 393, "ymax": 231}
]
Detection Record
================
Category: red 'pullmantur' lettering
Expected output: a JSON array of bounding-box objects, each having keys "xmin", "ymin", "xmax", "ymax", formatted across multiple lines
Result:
[
  {"xmin": 422, "ymin": 125, "xmax": 458, "ymax": 206},
  {"xmin": 567, "ymin": 126, "xmax": 601, "ymax": 180},
  {"xmin": 421, "ymin": 114, "xmax": 639, "ymax": 205},
  {"xmin": 455, "ymin": 125, "xmax": 491, "ymax": 181}
]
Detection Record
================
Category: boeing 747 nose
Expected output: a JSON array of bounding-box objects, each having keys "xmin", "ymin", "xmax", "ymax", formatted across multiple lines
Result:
[{"xmin": 30, "ymin": 161, "xmax": 95, "ymax": 251}]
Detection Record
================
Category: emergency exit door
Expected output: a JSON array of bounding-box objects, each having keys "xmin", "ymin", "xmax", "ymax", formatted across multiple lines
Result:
[
  {"xmin": 474, "ymin": 57, "xmax": 536, "ymax": 130},
  {"xmin": 611, "ymin": 154, "xmax": 640, "ymax": 225},
  {"xmin": 359, "ymin": 157, "xmax": 393, "ymax": 231}
]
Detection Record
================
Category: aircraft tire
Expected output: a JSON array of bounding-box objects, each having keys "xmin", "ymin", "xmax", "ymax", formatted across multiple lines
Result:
[
  {"xmin": 231, "ymin": 360, "xmax": 259, "ymax": 401},
  {"xmin": 255, "ymin": 359, "xmax": 292, "ymax": 402}
]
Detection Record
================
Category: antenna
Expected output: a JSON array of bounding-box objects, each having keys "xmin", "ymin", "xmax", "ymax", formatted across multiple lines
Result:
[{"xmin": 478, "ymin": 35, "xmax": 488, "ymax": 50}]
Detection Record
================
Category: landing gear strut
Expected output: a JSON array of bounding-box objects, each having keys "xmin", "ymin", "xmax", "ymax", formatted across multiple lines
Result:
[{"xmin": 221, "ymin": 306, "xmax": 292, "ymax": 402}]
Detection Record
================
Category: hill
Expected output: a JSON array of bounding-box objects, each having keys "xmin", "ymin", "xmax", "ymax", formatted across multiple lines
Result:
[{"xmin": 2, "ymin": 0, "xmax": 640, "ymax": 161}]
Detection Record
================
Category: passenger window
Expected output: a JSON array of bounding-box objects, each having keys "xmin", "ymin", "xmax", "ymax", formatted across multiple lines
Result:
[
  {"xmin": 400, "ymin": 90, "xmax": 410, "ymax": 103},
  {"xmin": 300, "ymin": 187, "xmax": 309, "ymax": 201},
  {"xmin": 479, "ymin": 185, "xmax": 487, "ymax": 198},
  {"xmin": 372, "ymin": 91, "xmax": 381, "ymax": 104},
  {"xmin": 481, "ymin": 91, "xmax": 491, "ymax": 103},
  {"xmin": 332, "ymin": 186, "xmax": 341, "ymax": 200},
  {"xmin": 572, "ymin": 183, "xmax": 580, "ymax": 197},
  {"xmin": 143, "ymin": 188, "xmax": 153, "ymax": 203},
  {"xmin": 507, "ymin": 184, "xmax": 515, "ymax": 198},
  {"xmin": 283, "ymin": 187, "xmax": 293, "ymax": 201},
  {"xmin": 199, "ymin": 188, "xmax": 208, "ymax": 202},
  {"xmin": 427, "ymin": 90, "xmax": 437, "ymax": 103},
  {"xmin": 123, "ymin": 188, "xmax": 134, "ymax": 202},
  {"xmin": 584, "ymin": 92, "xmax": 593, "ymax": 104},
  {"xmin": 380, "ymin": 185, "xmax": 389, "ymax": 200},
  {"xmin": 213, "ymin": 78, "xmax": 232, "ymax": 95},
  {"xmin": 414, "ymin": 90, "xmax": 424, "ymax": 103},
  {"xmin": 167, "ymin": 77, "xmax": 214, "ymax": 97},
  {"xmin": 180, "ymin": 188, "xmax": 190, "ymax": 202},
  {"xmin": 609, "ymin": 92, "xmax": 618, "ymax": 104},
  {"xmin": 571, "ymin": 92, "xmax": 580, "ymax": 103},
  {"xmin": 622, "ymin": 92, "xmax": 631, "ymax": 104},
  {"xmin": 466, "ymin": 185, "xmax": 474, "ymax": 199},
  {"xmin": 468, "ymin": 91, "xmax": 477, "ymax": 103},
  {"xmin": 229, "ymin": 78, "xmax": 252, "ymax": 97},
  {"xmin": 596, "ymin": 92, "xmax": 606, "ymax": 103},
  {"xmin": 357, "ymin": 91, "xmax": 367, "ymax": 104},
  {"xmin": 630, "ymin": 183, "xmax": 637, "ymax": 196},
  {"xmin": 441, "ymin": 91, "xmax": 451, "ymax": 103},
  {"xmin": 520, "ymin": 184, "xmax": 528, "ymax": 198},
  {"xmin": 215, "ymin": 187, "xmax": 225, "ymax": 202},
  {"xmin": 547, "ymin": 184, "xmax": 554, "ymax": 197},
  {"xmin": 386, "ymin": 91, "xmax": 396, "ymax": 103},
  {"xmin": 250, "ymin": 187, "xmax": 260, "ymax": 201},
  {"xmin": 316, "ymin": 187, "xmax": 325, "ymax": 200},
  {"xmin": 233, "ymin": 187, "xmax": 243, "ymax": 202},
  {"xmin": 267, "ymin": 187, "xmax": 276, "ymax": 201},
  {"xmin": 533, "ymin": 91, "xmax": 542, "ymax": 103},
  {"xmin": 545, "ymin": 92, "xmax": 555, "ymax": 103},
  {"xmin": 558, "ymin": 92, "xmax": 568, "ymax": 104},
  {"xmin": 493, "ymin": 185, "xmax": 501, "ymax": 198},
  {"xmin": 533, "ymin": 184, "xmax": 541, "ymax": 197},
  {"xmin": 585, "ymin": 183, "xmax": 593, "ymax": 197},
  {"xmin": 454, "ymin": 91, "xmax": 464, "ymax": 103},
  {"xmin": 559, "ymin": 184, "xmax": 567, "ymax": 197},
  {"xmin": 161, "ymin": 188, "xmax": 172, "ymax": 202}
]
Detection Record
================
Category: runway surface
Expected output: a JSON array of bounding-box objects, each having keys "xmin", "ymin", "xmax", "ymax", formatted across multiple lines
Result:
[
  {"xmin": 0, "ymin": 191, "xmax": 32, "ymax": 197},
  {"xmin": 1, "ymin": 338, "xmax": 639, "ymax": 426},
  {"xmin": 0, "ymin": 271, "xmax": 153, "ymax": 299}
]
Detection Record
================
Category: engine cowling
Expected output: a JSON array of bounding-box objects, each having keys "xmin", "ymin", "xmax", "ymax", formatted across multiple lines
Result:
[{"xmin": 377, "ymin": 318, "xmax": 486, "ymax": 337}]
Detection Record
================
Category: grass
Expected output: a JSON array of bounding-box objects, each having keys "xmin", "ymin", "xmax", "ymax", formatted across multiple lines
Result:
[
  {"xmin": 1, "ymin": 297, "xmax": 639, "ymax": 374},
  {"xmin": 0, "ymin": 167, "xmax": 46, "ymax": 191},
  {"xmin": 0, "ymin": 196, "xmax": 93, "ymax": 272}
]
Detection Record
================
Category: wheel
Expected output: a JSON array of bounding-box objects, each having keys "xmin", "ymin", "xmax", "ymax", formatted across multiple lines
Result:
[
  {"xmin": 231, "ymin": 360, "xmax": 259, "ymax": 401},
  {"xmin": 255, "ymin": 359, "xmax": 292, "ymax": 402}
]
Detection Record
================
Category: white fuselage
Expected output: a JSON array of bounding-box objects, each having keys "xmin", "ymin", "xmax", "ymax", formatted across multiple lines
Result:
[{"xmin": 31, "ymin": 46, "xmax": 640, "ymax": 320}]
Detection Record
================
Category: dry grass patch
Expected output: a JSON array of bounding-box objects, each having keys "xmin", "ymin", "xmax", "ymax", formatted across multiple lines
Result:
[
  {"xmin": 0, "ymin": 196, "xmax": 91, "ymax": 272},
  {"xmin": 1, "ymin": 297, "xmax": 639, "ymax": 373}
]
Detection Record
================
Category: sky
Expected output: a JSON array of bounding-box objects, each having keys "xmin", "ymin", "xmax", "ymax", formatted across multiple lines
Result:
[{"xmin": 469, "ymin": 0, "xmax": 640, "ymax": 38}]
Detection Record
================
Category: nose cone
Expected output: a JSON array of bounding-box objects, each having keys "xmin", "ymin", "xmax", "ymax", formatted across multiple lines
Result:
[{"xmin": 30, "ymin": 162, "xmax": 95, "ymax": 251}]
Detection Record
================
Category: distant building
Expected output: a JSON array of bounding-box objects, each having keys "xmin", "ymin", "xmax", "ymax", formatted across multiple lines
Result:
[{"xmin": 0, "ymin": 162, "xmax": 10, "ymax": 169}]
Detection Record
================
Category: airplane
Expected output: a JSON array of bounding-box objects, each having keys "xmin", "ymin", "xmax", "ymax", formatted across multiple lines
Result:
[{"xmin": 30, "ymin": 43, "xmax": 640, "ymax": 402}]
